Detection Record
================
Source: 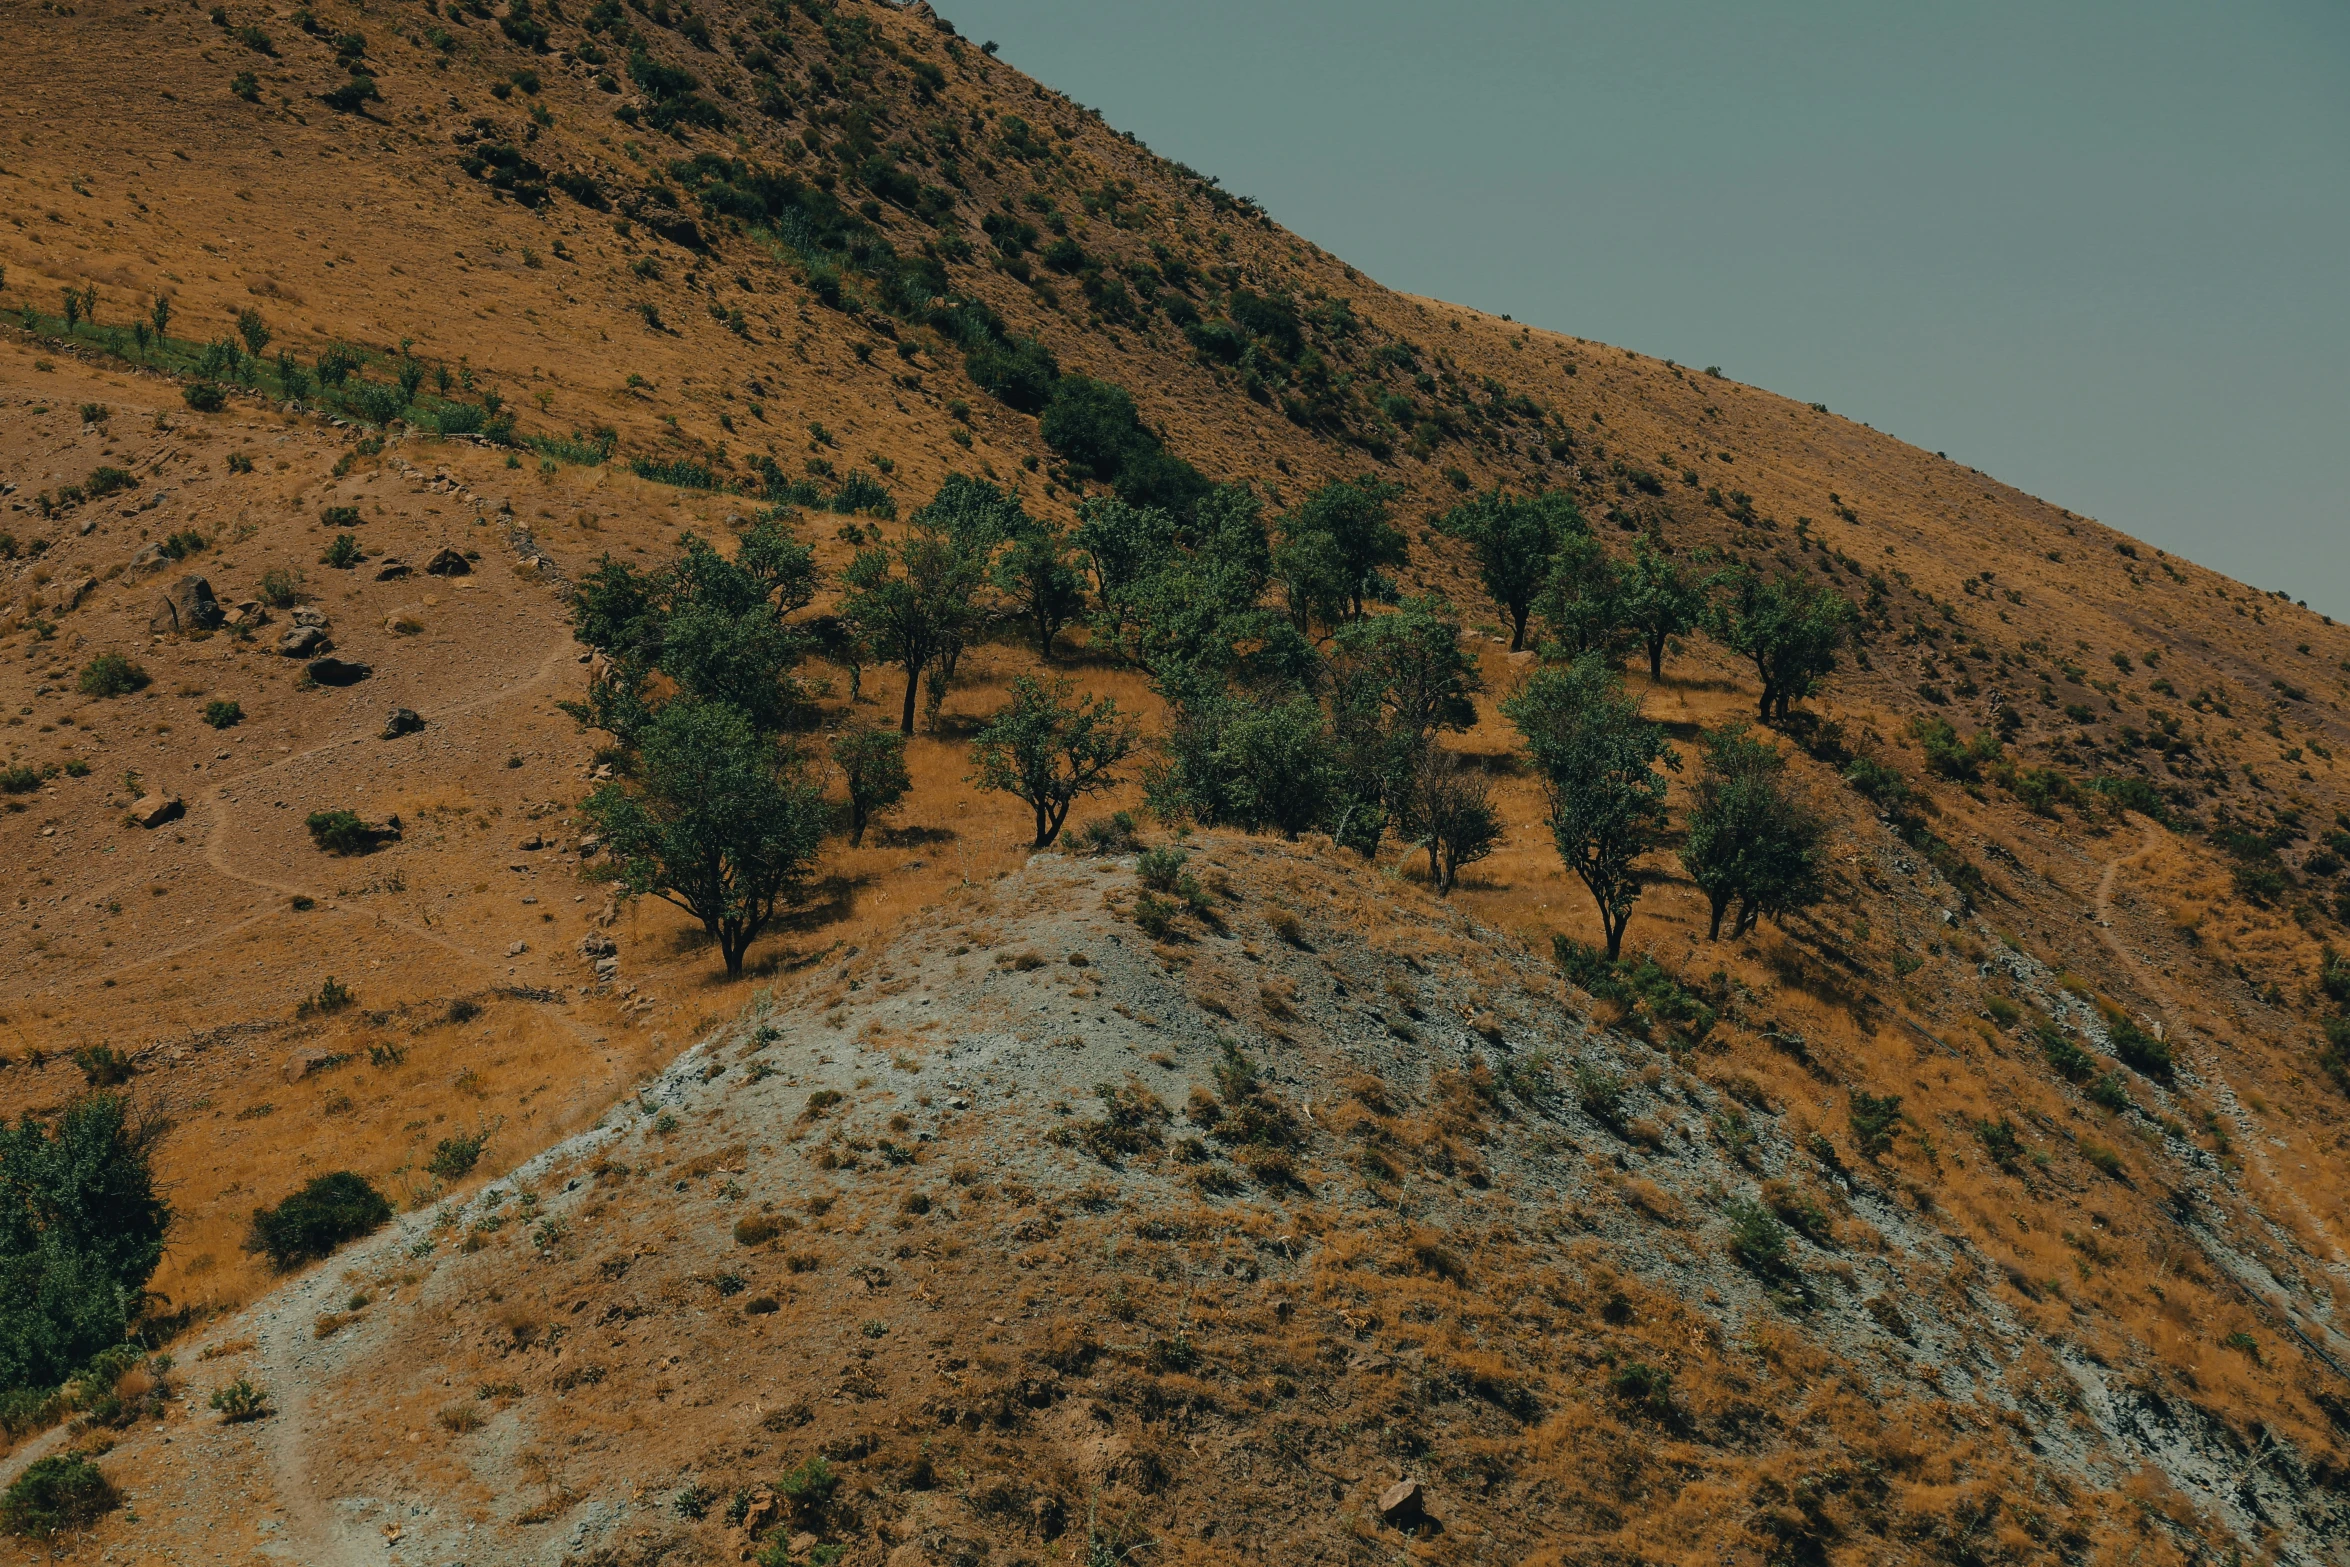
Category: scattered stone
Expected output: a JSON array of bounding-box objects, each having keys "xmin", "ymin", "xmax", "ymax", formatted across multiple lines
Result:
[
  {"xmin": 425, "ymin": 546, "xmax": 471, "ymax": 576},
  {"xmin": 577, "ymin": 835, "xmax": 601, "ymax": 857},
  {"xmin": 381, "ymin": 707, "xmax": 425, "ymax": 740},
  {"xmin": 291, "ymin": 606, "xmax": 331, "ymax": 629},
  {"xmin": 506, "ymin": 941, "xmax": 528, "ymax": 957},
  {"xmin": 518, "ymin": 833, "xmax": 545, "ymax": 851},
  {"xmin": 127, "ymin": 540, "xmax": 169, "ymax": 573},
  {"xmin": 579, "ymin": 933, "xmax": 617, "ymax": 959},
  {"xmin": 54, "ymin": 575, "xmax": 94, "ymax": 612},
  {"xmin": 224, "ymin": 600, "xmax": 266, "ymax": 628},
  {"xmin": 278, "ymin": 625, "xmax": 332, "ymax": 658},
  {"xmin": 374, "ymin": 558, "xmax": 412, "ymax": 580},
  {"xmin": 150, "ymin": 575, "xmax": 225, "ymax": 636},
  {"xmin": 128, "ymin": 793, "xmax": 184, "ymax": 829},
  {"xmin": 1377, "ymin": 1480, "xmax": 1425, "ymax": 1529},
  {"xmin": 306, "ymin": 657, "xmax": 373, "ymax": 686}
]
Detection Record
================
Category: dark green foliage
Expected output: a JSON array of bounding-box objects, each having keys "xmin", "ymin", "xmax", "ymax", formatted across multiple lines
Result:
[
  {"xmin": 304, "ymin": 809, "xmax": 380, "ymax": 855},
  {"xmin": 76, "ymin": 654, "xmax": 147, "ymax": 698},
  {"xmin": 1435, "ymin": 487, "xmax": 1584, "ymax": 651},
  {"xmin": 2108, "ymin": 1015, "xmax": 2173, "ymax": 1082},
  {"xmin": 1535, "ymin": 530, "xmax": 1625, "ymax": 658},
  {"xmin": 1722, "ymin": 1197, "xmax": 1808, "ymax": 1309},
  {"xmin": 971, "ymin": 676, "xmax": 1138, "ymax": 849},
  {"xmin": 627, "ymin": 48, "xmax": 724, "ymax": 129},
  {"xmin": 1039, "ymin": 376, "xmax": 1208, "ymax": 514},
  {"xmin": 83, "ymin": 466, "xmax": 134, "ymax": 500},
  {"xmin": 2086, "ymin": 774, "xmax": 2170, "ymax": 825},
  {"xmin": 584, "ymin": 700, "xmax": 826, "ymax": 978},
  {"xmin": 1975, "ymin": 1117, "xmax": 2025, "ymax": 1175},
  {"xmin": 182, "ymin": 380, "xmax": 227, "ymax": 412},
  {"xmin": 777, "ymin": 1455, "xmax": 838, "ymax": 1518},
  {"xmin": 2035, "ymin": 1020, "xmax": 2095, "ymax": 1082},
  {"xmin": 320, "ymin": 533, "xmax": 363, "ymax": 569},
  {"xmin": 1328, "ymin": 596, "xmax": 1481, "ymax": 862},
  {"xmin": 296, "ymin": 976, "xmax": 353, "ymax": 1017},
  {"xmin": 1550, "ymin": 938, "xmax": 1717, "ymax": 1045},
  {"xmin": 0, "ymin": 1095, "xmax": 171, "ymax": 1396},
  {"xmin": 1610, "ymin": 1361, "xmax": 1674, "ymax": 1417},
  {"xmin": 71, "ymin": 1048, "xmax": 134, "ymax": 1089},
  {"xmin": 630, "ymin": 457, "xmax": 718, "ymax": 490},
  {"xmin": 321, "ymin": 74, "xmax": 380, "ymax": 113},
  {"xmin": 1, "ymin": 1454, "xmax": 118, "ymax": 1539},
  {"xmin": 965, "ymin": 334, "xmax": 1058, "ymax": 412},
  {"xmin": 1505, "ymin": 655, "xmax": 1675, "ymax": 960},
  {"xmin": 243, "ymin": 1172, "xmax": 391, "ymax": 1271},
  {"xmin": 1848, "ymin": 1091, "xmax": 1902, "ymax": 1159},
  {"xmin": 829, "ymin": 726, "xmax": 909, "ymax": 847},
  {"xmin": 1911, "ymin": 716, "xmax": 2000, "ymax": 782},
  {"xmin": 319, "ymin": 505, "xmax": 361, "ymax": 529},
  {"xmin": 1682, "ymin": 724, "xmax": 1824, "ymax": 940},
  {"xmin": 426, "ymin": 1123, "xmax": 494, "ymax": 1181},
  {"xmin": 992, "ymin": 514, "xmax": 1085, "ymax": 659},
  {"xmin": 1273, "ymin": 475, "xmax": 1407, "ymax": 630},
  {"xmin": 2086, "ymin": 1072, "xmax": 2132, "ymax": 1113},
  {"xmin": 1710, "ymin": 566, "xmax": 1856, "ymax": 722},
  {"xmin": 1617, "ymin": 533, "xmax": 1709, "ymax": 680},
  {"xmin": 837, "ymin": 479, "xmax": 995, "ymax": 734}
]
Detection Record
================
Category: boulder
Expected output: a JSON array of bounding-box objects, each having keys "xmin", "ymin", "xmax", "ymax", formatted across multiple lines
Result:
[
  {"xmin": 291, "ymin": 606, "xmax": 331, "ymax": 629},
  {"xmin": 381, "ymin": 707, "xmax": 425, "ymax": 740},
  {"xmin": 282, "ymin": 1048, "xmax": 338, "ymax": 1084},
  {"xmin": 150, "ymin": 575, "xmax": 225, "ymax": 636},
  {"xmin": 278, "ymin": 625, "xmax": 331, "ymax": 657},
  {"xmin": 425, "ymin": 546, "xmax": 471, "ymax": 577},
  {"xmin": 306, "ymin": 657, "xmax": 372, "ymax": 686},
  {"xmin": 127, "ymin": 540, "xmax": 169, "ymax": 573},
  {"xmin": 224, "ymin": 600, "xmax": 266, "ymax": 628},
  {"xmin": 517, "ymin": 832, "xmax": 545, "ymax": 851},
  {"xmin": 579, "ymin": 933, "xmax": 617, "ymax": 959},
  {"xmin": 1377, "ymin": 1480, "xmax": 1425, "ymax": 1529},
  {"xmin": 55, "ymin": 576, "xmax": 94, "ymax": 613},
  {"xmin": 128, "ymin": 793, "xmax": 184, "ymax": 829},
  {"xmin": 374, "ymin": 558, "xmax": 412, "ymax": 580}
]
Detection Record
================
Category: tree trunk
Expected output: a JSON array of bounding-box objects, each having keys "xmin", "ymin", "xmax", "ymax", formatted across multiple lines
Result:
[
  {"xmin": 1032, "ymin": 797, "xmax": 1053, "ymax": 850},
  {"xmin": 720, "ymin": 923, "xmax": 748, "ymax": 978},
  {"xmin": 1508, "ymin": 605, "xmax": 1528, "ymax": 653},
  {"xmin": 1705, "ymin": 891, "xmax": 1730, "ymax": 940},
  {"xmin": 1648, "ymin": 633, "xmax": 1666, "ymax": 681},
  {"xmin": 1428, "ymin": 837, "xmax": 1443, "ymax": 893},
  {"xmin": 1756, "ymin": 680, "xmax": 1775, "ymax": 722},
  {"xmin": 849, "ymin": 799, "xmax": 868, "ymax": 848},
  {"xmin": 899, "ymin": 661, "xmax": 922, "ymax": 735}
]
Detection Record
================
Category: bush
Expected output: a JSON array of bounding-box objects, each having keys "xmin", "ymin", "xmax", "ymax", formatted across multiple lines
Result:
[
  {"xmin": 319, "ymin": 505, "xmax": 361, "ymax": 528},
  {"xmin": 203, "ymin": 699, "xmax": 244, "ymax": 729},
  {"xmin": 71, "ymin": 1047, "xmax": 135, "ymax": 1088},
  {"xmin": 2035, "ymin": 1020, "xmax": 2094, "ymax": 1081},
  {"xmin": 183, "ymin": 381, "xmax": 226, "ymax": 412},
  {"xmin": 244, "ymin": 1172, "xmax": 391, "ymax": 1270},
  {"xmin": 305, "ymin": 809, "xmax": 378, "ymax": 855},
  {"xmin": 320, "ymin": 533, "xmax": 363, "ymax": 569},
  {"xmin": 0, "ymin": 765, "xmax": 38, "ymax": 794},
  {"xmin": 84, "ymin": 466, "xmax": 135, "ymax": 500},
  {"xmin": 1136, "ymin": 845, "xmax": 1189, "ymax": 893},
  {"xmin": 1073, "ymin": 811, "xmax": 1139, "ymax": 855},
  {"xmin": 2108, "ymin": 1016, "xmax": 2173, "ymax": 1082},
  {"xmin": 258, "ymin": 568, "xmax": 300, "ymax": 607},
  {"xmin": 426, "ymin": 1123, "xmax": 494, "ymax": 1182},
  {"xmin": 295, "ymin": 976, "xmax": 354, "ymax": 1017},
  {"xmin": 0, "ymin": 1454, "xmax": 118, "ymax": 1539},
  {"xmin": 1847, "ymin": 1091, "xmax": 1902, "ymax": 1159},
  {"xmin": 208, "ymin": 1376, "xmax": 269, "ymax": 1422},
  {"xmin": 76, "ymin": 654, "xmax": 147, "ymax": 698}
]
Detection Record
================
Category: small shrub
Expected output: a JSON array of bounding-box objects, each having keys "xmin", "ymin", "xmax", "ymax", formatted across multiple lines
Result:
[
  {"xmin": 319, "ymin": 504, "xmax": 361, "ymax": 528},
  {"xmin": 1975, "ymin": 1116, "xmax": 2025, "ymax": 1175},
  {"xmin": 72, "ymin": 1045, "xmax": 136, "ymax": 1087},
  {"xmin": 2108, "ymin": 1016, "xmax": 2173, "ymax": 1082},
  {"xmin": 305, "ymin": 809, "xmax": 377, "ymax": 855},
  {"xmin": 733, "ymin": 1214, "xmax": 780, "ymax": 1247},
  {"xmin": 2080, "ymin": 1140, "xmax": 2127, "ymax": 1180},
  {"xmin": 777, "ymin": 1455, "xmax": 838, "ymax": 1518},
  {"xmin": 437, "ymin": 1402, "xmax": 486, "ymax": 1433},
  {"xmin": 296, "ymin": 976, "xmax": 354, "ymax": 1017},
  {"xmin": 183, "ymin": 381, "xmax": 227, "ymax": 412},
  {"xmin": 1, "ymin": 1455, "xmax": 119, "ymax": 1539},
  {"xmin": 320, "ymin": 533, "xmax": 363, "ymax": 569},
  {"xmin": 1131, "ymin": 893, "xmax": 1177, "ymax": 940},
  {"xmin": 246, "ymin": 1171, "xmax": 390, "ymax": 1269},
  {"xmin": 258, "ymin": 568, "xmax": 300, "ymax": 607},
  {"xmin": 84, "ymin": 465, "xmax": 135, "ymax": 499},
  {"xmin": 427, "ymin": 1122, "xmax": 495, "ymax": 1181},
  {"xmin": 208, "ymin": 1378, "xmax": 270, "ymax": 1422},
  {"xmin": 77, "ymin": 653, "xmax": 148, "ymax": 698},
  {"xmin": 1136, "ymin": 845, "xmax": 1189, "ymax": 892},
  {"xmin": 2035, "ymin": 1020, "xmax": 2094, "ymax": 1082},
  {"xmin": 1847, "ymin": 1091, "xmax": 1902, "ymax": 1158},
  {"xmin": 2087, "ymin": 1072, "xmax": 2132, "ymax": 1113},
  {"xmin": 203, "ymin": 698, "xmax": 244, "ymax": 729},
  {"xmin": 1609, "ymin": 1360, "xmax": 1674, "ymax": 1416},
  {"xmin": 0, "ymin": 765, "xmax": 38, "ymax": 794},
  {"xmin": 1074, "ymin": 811, "xmax": 1139, "ymax": 854}
]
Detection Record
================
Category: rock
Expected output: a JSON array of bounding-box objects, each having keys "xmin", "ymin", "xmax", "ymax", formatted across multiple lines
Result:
[
  {"xmin": 291, "ymin": 606, "xmax": 331, "ymax": 629},
  {"xmin": 791, "ymin": 1536, "xmax": 821, "ymax": 1560},
  {"xmin": 277, "ymin": 625, "xmax": 331, "ymax": 658},
  {"xmin": 518, "ymin": 833, "xmax": 545, "ymax": 851},
  {"xmin": 373, "ymin": 558, "xmax": 412, "ymax": 580},
  {"xmin": 128, "ymin": 793, "xmax": 184, "ymax": 829},
  {"xmin": 127, "ymin": 540, "xmax": 168, "ymax": 573},
  {"xmin": 150, "ymin": 575, "xmax": 225, "ymax": 635},
  {"xmin": 381, "ymin": 707, "xmax": 425, "ymax": 740},
  {"xmin": 224, "ymin": 600, "xmax": 266, "ymax": 628},
  {"xmin": 579, "ymin": 933, "xmax": 617, "ymax": 958},
  {"xmin": 283, "ymin": 1049, "xmax": 337, "ymax": 1083},
  {"xmin": 577, "ymin": 835, "xmax": 601, "ymax": 857},
  {"xmin": 1377, "ymin": 1480, "xmax": 1425, "ymax": 1528},
  {"xmin": 425, "ymin": 546, "xmax": 471, "ymax": 577},
  {"xmin": 55, "ymin": 576, "xmax": 94, "ymax": 612},
  {"xmin": 306, "ymin": 657, "xmax": 372, "ymax": 686},
  {"xmin": 506, "ymin": 941, "xmax": 528, "ymax": 957}
]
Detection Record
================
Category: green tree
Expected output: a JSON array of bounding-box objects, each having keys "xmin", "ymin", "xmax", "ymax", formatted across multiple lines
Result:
[
  {"xmin": 1536, "ymin": 530, "xmax": 1625, "ymax": 658},
  {"xmin": 1147, "ymin": 677, "xmax": 1334, "ymax": 839},
  {"xmin": 582, "ymin": 700, "xmax": 826, "ymax": 977},
  {"xmin": 839, "ymin": 482, "xmax": 997, "ymax": 734},
  {"xmin": 1327, "ymin": 596, "xmax": 1482, "ymax": 857},
  {"xmin": 148, "ymin": 294, "xmax": 171, "ymax": 343},
  {"xmin": 992, "ymin": 513, "xmax": 1085, "ymax": 660},
  {"xmin": 1503, "ymin": 654, "xmax": 1677, "ymax": 959},
  {"xmin": 0, "ymin": 1095, "xmax": 171, "ymax": 1394},
  {"xmin": 1437, "ymin": 487, "xmax": 1583, "ymax": 651},
  {"xmin": 1273, "ymin": 475, "xmax": 1407, "ymax": 631},
  {"xmin": 1681, "ymin": 724, "xmax": 1825, "ymax": 940},
  {"xmin": 235, "ymin": 307, "xmax": 272, "ymax": 358},
  {"xmin": 1710, "ymin": 567, "xmax": 1857, "ymax": 722},
  {"xmin": 971, "ymin": 676, "xmax": 1138, "ymax": 849},
  {"xmin": 1617, "ymin": 533, "xmax": 1708, "ymax": 680},
  {"xmin": 1400, "ymin": 744, "xmax": 1502, "ymax": 895},
  {"xmin": 830, "ymin": 725, "xmax": 911, "ymax": 847}
]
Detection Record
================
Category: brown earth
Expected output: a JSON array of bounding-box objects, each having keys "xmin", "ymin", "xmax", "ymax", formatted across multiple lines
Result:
[{"xmin": 2, "ymin": 0, "xmax": 2349, "ymax": 1561}]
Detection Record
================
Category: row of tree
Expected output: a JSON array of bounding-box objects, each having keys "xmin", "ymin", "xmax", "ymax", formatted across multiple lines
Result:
[{"xmin": 566, "ymin": 471, "xmax": 1857, "ymax": 974}]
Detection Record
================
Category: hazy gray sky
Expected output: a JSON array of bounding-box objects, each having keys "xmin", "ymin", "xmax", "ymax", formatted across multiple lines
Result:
[{"xmin": 945, "ymin": 0, "xmax": 2350, "ymax": 618}]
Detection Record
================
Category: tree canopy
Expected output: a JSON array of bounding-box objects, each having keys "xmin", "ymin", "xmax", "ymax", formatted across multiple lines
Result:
[{"xmin": 1681, "ymin": 724, "xmax": 1826, "ymax": 940}]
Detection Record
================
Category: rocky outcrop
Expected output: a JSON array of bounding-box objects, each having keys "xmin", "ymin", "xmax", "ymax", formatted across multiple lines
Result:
[{"xmin": 149, "ymin": 575, "xmax": 224, "ymax": 635}]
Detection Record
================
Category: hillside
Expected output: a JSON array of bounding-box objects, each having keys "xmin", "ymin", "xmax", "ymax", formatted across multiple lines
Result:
[{"xmin": 2, "ymin": 0, "xmax": 2349, "ymax": 1561}]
